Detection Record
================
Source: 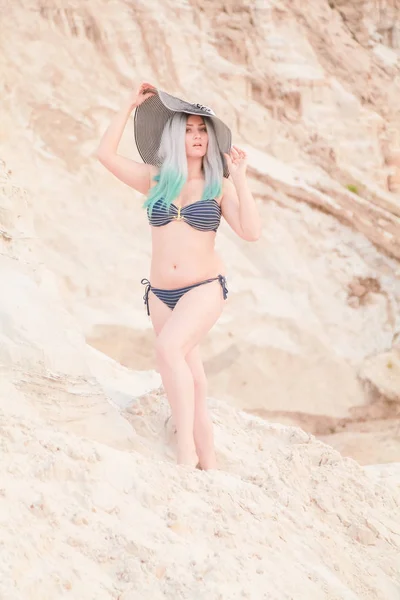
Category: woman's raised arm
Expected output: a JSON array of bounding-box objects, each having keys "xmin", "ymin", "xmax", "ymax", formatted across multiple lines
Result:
[{"xmin": 97, "ymin": 82, "xmax": 157, "ymax": 194}]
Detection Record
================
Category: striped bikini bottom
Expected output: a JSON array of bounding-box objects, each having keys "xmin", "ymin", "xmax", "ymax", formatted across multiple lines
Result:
[{"xmin": 141, "ymin": 274, "xmax": 228, "ymax": 316}]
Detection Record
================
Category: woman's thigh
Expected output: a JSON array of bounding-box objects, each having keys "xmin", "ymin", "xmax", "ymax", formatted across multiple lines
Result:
[
  {"xmin": 148, "ymin": 292, "xmax": 203, "ymax": 366},
  {"xmin": 148, "ymin": 290, "xmax": 172, "ymax": 335},
  {"xmin": 156, "ymin": 279, "xmax": 224, "ymax": 356}
]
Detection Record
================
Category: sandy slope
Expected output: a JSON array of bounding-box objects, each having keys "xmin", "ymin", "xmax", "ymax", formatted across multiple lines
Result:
[{"xmin": 1, "ymin": 387, "xmax": 399, "ymax": 600}]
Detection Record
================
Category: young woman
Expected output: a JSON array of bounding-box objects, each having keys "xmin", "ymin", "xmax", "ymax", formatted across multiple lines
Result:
[{"xmin": 97, "ymin": 82, "xmax": 261, "ymax": 470}]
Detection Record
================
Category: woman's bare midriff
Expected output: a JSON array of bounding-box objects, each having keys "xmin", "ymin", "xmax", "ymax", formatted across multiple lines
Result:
[{"xmin": 149, "ymin": 220, "xmax": 225, "ymax": 289}]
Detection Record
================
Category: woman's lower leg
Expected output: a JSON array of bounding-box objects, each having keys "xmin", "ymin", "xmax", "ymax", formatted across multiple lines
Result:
[
  {"xmin": 193, "ymin": 379, "xmax": 217, "ymax": 470},
  {"xmin": 156, "ymin": 345, "xmax": 198, "ymax": 465}
]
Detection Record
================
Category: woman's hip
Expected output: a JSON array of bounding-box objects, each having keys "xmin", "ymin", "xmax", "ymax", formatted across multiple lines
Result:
[{"xmin": 140, "ymin": 274, "xmax": 228, "ymax": 317}]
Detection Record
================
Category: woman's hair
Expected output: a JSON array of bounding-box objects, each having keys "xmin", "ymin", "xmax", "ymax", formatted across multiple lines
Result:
[{"xmin": 143, "ymin": 112, "xmax": 224, "ymax": 216}]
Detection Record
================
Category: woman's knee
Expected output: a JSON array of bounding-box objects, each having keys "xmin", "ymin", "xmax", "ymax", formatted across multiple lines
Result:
[
  {"xmin": 186, "ymin": 347, "xmax": 207, "ymax": 395},
  {"xmin": 192, "ymin": 368, "xmax": 207, "ymax": 393},
  {"xmin": 186, "ymin": 354, "xmax": 208, "ymax": 394},
  {"xmin": 155, "ymin": 335, "xmax": 182, "ymax": 368}
]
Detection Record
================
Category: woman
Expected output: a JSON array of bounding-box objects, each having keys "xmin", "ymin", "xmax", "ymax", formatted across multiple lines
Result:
[{"xmin": 97, "ymin": 82, "xmax": 261, "ymax": 470}]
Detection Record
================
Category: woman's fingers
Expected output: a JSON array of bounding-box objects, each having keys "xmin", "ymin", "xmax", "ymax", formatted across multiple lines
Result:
[
  {"xmin": 223, "ymin": 152, "xmax": 232, "ymax": 165},
  {"xmin": 233, "ymin": 145, "xmax": 246, "ymax": 159},
  {"xmin": 226, "ymin": 146, "xmax": 247, "ymax": 169},
  {"xmin": 229, "ymin": 147, "xmax": 240, "ymax": 163},
  {"xmin": 141, "ymin": 85, "xmax": 156, "ymax": 95},
  {"xmin": 139, "ymin": 82, "xmax": 156, "ymax": 96},
  {"xmin": 228, "ymin": 146, "xmax": 247, "ymax": 164}
]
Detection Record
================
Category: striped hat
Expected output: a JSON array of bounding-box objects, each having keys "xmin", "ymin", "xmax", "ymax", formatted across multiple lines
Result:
[{"xmin": 134, "ymin": 88, "xmax": 232, "ymax": 178}]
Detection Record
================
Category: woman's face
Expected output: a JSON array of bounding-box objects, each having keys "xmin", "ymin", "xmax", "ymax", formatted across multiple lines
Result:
[{"xmin": 185, "ymin": 114, "xmax": 208, "ymax": 158}]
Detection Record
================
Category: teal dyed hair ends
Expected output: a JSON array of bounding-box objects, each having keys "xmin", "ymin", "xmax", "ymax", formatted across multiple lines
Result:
[{"xmin": 143, "ymin": 169, "xmax": 186, "ymax": 216}]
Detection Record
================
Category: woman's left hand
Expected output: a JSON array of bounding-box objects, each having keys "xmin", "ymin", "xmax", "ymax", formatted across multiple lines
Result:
[{"xmin": 224, "ymin": 145, "xmax": 248, "ymax": 180}]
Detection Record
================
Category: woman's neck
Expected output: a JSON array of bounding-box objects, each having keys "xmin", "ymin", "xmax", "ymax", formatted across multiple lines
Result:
[{"xmin": 187, "ymin": 157, "xmax": 204, "ymax": 180}]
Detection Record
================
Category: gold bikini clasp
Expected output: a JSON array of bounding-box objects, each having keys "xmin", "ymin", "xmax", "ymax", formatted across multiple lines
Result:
[{"xmin": 174, "ymin": 205, "xmax": 183, "ymax": 220}]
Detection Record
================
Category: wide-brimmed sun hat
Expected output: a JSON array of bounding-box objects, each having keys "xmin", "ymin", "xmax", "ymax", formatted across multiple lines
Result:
[{"xmin": 134, "ymin": 88, "xmax": 232, "ymax": 178}]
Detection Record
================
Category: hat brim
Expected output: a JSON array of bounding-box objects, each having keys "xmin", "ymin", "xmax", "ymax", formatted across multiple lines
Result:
[{"xmin": 134, "ymin": 89, "xmax": 231, "ymax": 178}]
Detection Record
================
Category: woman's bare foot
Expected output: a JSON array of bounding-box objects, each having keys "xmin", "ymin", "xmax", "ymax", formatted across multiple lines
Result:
[
  {"xmin": 177, "ymin": 446, "xmax": 199, "ymax": 468},
  {"xmin": 196, "ymin": 454, "xmax": 217, "ymax": 471}
]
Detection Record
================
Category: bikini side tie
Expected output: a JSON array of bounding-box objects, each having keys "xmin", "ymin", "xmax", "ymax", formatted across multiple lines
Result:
[
  {"xmin": 141, "ymin": 278, "xmax": 151, "ymax": 316},
  {"xmin": 218, "ymin": 274, "xmax": 229, "ymax": 300}
]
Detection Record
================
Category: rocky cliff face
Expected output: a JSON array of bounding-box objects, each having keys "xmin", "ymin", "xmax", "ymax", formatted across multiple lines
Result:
[{"xmin": 1, "ymin": 4, "xmax": 400, "ymax": 595}]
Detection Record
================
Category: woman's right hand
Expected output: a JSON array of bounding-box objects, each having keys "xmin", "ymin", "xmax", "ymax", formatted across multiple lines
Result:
[{"xmin": 128, "ymin": 82, "xmax": 157, "ymax": 109}]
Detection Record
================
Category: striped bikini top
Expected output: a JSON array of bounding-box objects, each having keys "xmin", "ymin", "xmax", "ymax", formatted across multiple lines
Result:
[{"xmin": 147, "ymin": 198, "xmax": 221, "ymax": 232}]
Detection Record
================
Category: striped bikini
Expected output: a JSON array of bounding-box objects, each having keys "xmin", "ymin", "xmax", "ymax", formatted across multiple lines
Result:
[
  {"xmin": 141, "ymin": 274, "xmax": 228, "ymax": 316},
  {"xmin": 147, "ymin": 197, "xmax": 221, "ymax": 232},
  {"xmin": 141, "ymin": 197, "xmax": 228, "ymax": 315}
]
